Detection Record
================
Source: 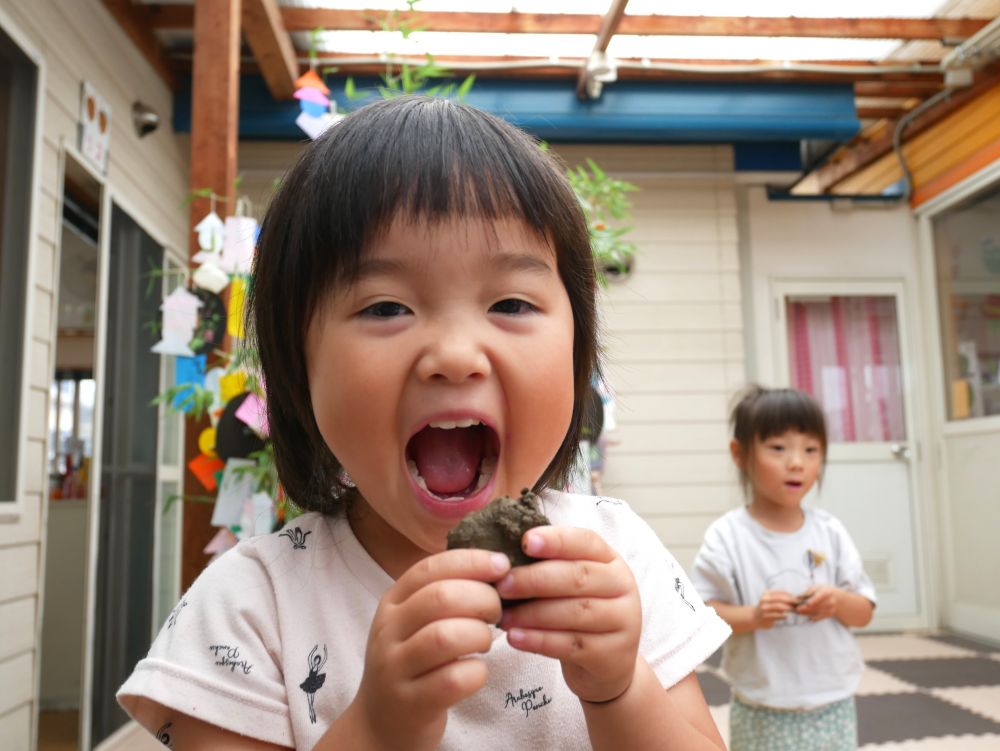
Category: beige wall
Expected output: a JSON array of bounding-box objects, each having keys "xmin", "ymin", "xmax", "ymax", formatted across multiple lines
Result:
[{"xmin": 0, "ymin": 1, "xmax": 188, "ymax": 748}]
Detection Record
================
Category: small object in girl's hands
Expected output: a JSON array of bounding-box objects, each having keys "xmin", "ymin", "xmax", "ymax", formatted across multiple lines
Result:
[
  {"xmin": 446, "ymin": 488, "xmax": 550, "ymax": 567},
  {"xmin": 796, "ymin": 593, "xmax": 813, "ymax": 606}
]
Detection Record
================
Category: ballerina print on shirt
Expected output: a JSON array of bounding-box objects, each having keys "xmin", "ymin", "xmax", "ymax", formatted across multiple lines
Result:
[{"xmin": 300, "ymin": 644, "xmax": 328, "ymax": 724}]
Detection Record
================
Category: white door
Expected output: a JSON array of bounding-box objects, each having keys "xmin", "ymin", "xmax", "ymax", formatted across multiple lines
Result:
[{"xmin": 772, "ymin": 281, "xmax": 926, "ymax": 630}]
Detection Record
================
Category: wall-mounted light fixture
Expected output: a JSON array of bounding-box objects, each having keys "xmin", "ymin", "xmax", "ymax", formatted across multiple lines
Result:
[{"xmin": 131, "ymin": 101, "xmax": 160, "ymax": 138}]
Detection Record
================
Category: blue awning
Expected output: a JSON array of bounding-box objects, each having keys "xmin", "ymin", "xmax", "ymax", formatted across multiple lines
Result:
[{"xmin": 174, "ymin": 75, "xmax": 858, "ymax": 146}]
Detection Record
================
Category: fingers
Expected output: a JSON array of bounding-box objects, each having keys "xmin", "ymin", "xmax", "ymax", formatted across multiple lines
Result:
[
  {"xmin": 496, "ymin": 557, "xmax": 627, "ymax": 601},
  {"xmin": 395, "ymin": 579, "xmax": 503, "ymax": 642},
  {"xmin": 399, "ymin": 617, "xmax": 497, "ymax": 678},
  {"xmin": 505, "ymin": 626, "xmax": 632, "ymax": 662},
  {"xmin": 389, "ymin": 548, "xmax": 511, "ymax": 604},
  {"xmin": 520, "ymin": 525, "xmax": 617, "ymax": 564},
  {"xmin": 499, "ymin": 593, "xmax": 628, "ymax": 634}
]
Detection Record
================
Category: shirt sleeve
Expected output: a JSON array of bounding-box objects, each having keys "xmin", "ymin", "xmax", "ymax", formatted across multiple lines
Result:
[
  {"xmin": 117, "ymin": 542, "xmax": 294, "ymax": 748},
  {"xmin": 829, "ymin": 516, "xmax": 879, "ymax": 606},
  {"xmin": 689, "ymin": 518, "xmax": 740, "ymax": 605},
  {"xmin": 600, "ymin": 500, "xmax": 731, "ymax": 690}
]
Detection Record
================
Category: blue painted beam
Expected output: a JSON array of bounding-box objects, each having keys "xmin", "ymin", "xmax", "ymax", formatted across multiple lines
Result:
[{"xmin": 173, "ymin": 75, "xmax": 859, "ymax": 145}]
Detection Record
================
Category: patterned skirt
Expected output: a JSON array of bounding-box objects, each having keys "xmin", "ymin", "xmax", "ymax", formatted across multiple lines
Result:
[{"xmin": 729, "ymin": 695, "xmax": 858, "ymax": 751}]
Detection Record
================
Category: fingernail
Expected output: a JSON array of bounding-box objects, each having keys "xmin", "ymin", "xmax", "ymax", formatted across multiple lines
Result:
[
  {"xmin": 496, "ymin": 574, "xmax": 513, "ymax": 595},
  {"xmin": 491, "ymin": 553, "xmax": 511, "ymax": 573},
  {"xmin": 523, "ymin": 533, "xmax": 542, "ymax": 556}
]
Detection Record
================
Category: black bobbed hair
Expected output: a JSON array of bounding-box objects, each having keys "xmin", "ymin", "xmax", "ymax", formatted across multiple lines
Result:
[{"xmin": 247, "ymin": 96, "xmax": 599, "ymax": 514}]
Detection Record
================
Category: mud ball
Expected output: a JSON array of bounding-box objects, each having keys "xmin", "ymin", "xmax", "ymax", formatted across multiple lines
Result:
[
  {"xmin": 215, "ymin": 392, "xmax": 266, "ymax": 460},
  {"xmin": 446, "ymin": 488, "xmax": 550, "ymax": 567}
]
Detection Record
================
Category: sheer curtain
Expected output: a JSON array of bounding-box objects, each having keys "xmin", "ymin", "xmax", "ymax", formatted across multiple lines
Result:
[{"xmin": 787, "ymin": 296, "xmax": 906, "ymax": 443}]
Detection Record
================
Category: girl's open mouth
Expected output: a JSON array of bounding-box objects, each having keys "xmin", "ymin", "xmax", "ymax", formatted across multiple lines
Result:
[{"xmin": 405, "ymin": 419, "xmax": 500, "ymax": 502}]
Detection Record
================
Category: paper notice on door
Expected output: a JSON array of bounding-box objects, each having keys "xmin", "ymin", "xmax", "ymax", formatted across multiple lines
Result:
[{"xmin": 951, "ymin": 379, "xmax": 971, "ymax": 419}]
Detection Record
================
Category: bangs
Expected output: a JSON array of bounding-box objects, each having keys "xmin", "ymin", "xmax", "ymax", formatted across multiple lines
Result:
[
  {"xmin": 732, "ymin": 387, "xmax": 828, "ymax": 454},
  {"xmin": 278, "ymin": 97, "xmax": 582, "ymax": 307}
]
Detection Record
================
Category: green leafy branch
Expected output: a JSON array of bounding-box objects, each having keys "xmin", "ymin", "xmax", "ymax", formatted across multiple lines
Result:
[{"xmin": 566, "ymin": 158, "xmax": 640, "ymax": 282}]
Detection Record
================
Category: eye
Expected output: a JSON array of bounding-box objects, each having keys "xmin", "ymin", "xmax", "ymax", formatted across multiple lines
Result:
[
  {"xmin": 767, "ymin": 443, "xmax": 785, "ymax": 452},
  {"xmin": 805, "ymin": 446, "xmax": 820, "ymax": 454},
  {"xmin": 489, "ymin": 298, "xmax": 537, "ymax": 315},
  {"xmin": 360, "ymin": 301, "xmax": 411, "ymax": 318}
]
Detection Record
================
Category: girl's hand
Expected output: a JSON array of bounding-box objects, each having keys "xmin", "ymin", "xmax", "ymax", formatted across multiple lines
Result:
[
  {"xmin": 495, "ymin": 526, "xmax": 641, "ymax": 704},
  {"xmin": 796, "ymin": 585, "xmax": 840, "ymax": 621},
  {"xmin": 350, "ymin": 549, "xmax": 511, "ymax": 750},
  {"xmin": 753, "ymin": 589, "xmax": 797, "ymax": 629}
]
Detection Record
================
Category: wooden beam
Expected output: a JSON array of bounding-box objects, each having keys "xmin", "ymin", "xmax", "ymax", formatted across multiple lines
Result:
[
  {"xmin": 100, "ymin": 0, "xmax": 177, "ymax": 90},
  {"xmin": 856, "ymin": 105, "xmax": 912, "ymax": 120},
  {"xmin": 855, "ymin": 81, "xmax": 943, "ymax": 99},
  {"xmin": 292, "ymin": 52, "xmax": 944, "ymax": 84},
  {"xmin": 242, "ymin": 0, "xmax": 299, "ymax": 100},
  {"xmin": 148, "ymin": 5, "xmax": 992, "ymax": 40},
  {"xmin": 577, "ymin": 0, "xmax": 630, "ymax": 99},
  {"xmin": 811, "ymin": 67, "xmax": 1000, "ymax": 193},
  {"xmin": 183, "ymin": 0, "xmax": 241, "ymax": 592}
]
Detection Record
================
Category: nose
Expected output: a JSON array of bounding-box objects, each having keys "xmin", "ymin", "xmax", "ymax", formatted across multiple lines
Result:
[
  {"xmin": 787, "ymin": 448, "xmax": 805, "ymax": 469},
  {"xmin": 415, "ymin": 323, "xmax": 491, "ymax": 383}
]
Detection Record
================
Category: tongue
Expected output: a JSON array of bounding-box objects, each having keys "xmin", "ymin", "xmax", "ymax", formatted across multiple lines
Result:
[{"xmin": 410, "ymin": 427, "xmax": 484, "ymax": 495}]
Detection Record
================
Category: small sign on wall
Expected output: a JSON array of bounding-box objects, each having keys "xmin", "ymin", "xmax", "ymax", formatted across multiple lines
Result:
[{"xmin": 79, "ymin": 81, "xmax": 110, "ymax": 173}]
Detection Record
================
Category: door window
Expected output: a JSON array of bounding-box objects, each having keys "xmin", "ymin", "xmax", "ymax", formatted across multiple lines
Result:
[{"xmin": 786, "ymin": 295, "xmax": 906, "ymax": 442}]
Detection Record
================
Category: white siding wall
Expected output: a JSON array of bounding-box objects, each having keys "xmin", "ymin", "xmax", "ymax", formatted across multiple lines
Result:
[{"xmin": 0, "ymin": 1, "xmax": 189, "ymax": 748}]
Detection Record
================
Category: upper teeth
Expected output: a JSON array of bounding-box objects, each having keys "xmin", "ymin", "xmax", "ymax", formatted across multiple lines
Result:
[{"xmin": 428, "ymin": 418, "xmax": 482, "ymax": 429}]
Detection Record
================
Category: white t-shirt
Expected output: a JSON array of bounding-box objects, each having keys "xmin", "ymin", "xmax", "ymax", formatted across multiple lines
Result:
[
  {"xmin": 690, "ymin": 506, "xmax": 877, "ymax": 710},
  {"xmin": 118, "ymin": 490, "xmax": 730, "ymax": 749}
]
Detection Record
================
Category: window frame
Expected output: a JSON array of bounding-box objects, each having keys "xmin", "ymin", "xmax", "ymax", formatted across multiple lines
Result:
[{"xmin": 0, "ymin": 9, "xmax": 46, "ymax": 520}]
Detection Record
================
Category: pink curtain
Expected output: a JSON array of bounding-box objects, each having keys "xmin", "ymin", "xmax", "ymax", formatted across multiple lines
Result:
[{"xmin": 787, "ymin": 296, "xmax": 906, "ymax": 443}]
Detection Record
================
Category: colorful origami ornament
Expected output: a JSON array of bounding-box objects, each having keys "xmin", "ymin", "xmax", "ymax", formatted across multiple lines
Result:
[{"xmin": 294, "ymin": 69, "xmax": 342, "ymax": 140}]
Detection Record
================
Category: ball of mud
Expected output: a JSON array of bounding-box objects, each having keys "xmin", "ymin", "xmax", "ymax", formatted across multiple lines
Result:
[{"xmin": 446, "ymin": 488, "xmax": 550, "ymax": 567}]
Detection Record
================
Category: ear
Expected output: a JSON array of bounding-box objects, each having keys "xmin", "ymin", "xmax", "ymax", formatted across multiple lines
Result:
[{"xmin": 729, "ymin": 439, "xmax": 744, "ymax": 470}]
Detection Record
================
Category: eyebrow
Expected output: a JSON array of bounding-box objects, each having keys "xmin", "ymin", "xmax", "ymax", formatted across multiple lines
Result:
[{"xmin": 354, "ymin": 251, "xmax": 555, "ymax": 281}]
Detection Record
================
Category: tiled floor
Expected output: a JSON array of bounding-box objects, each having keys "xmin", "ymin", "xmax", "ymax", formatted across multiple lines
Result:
[{"xmin": 697, "ymin": 631, "xmax": 1000, "ymax": 750}]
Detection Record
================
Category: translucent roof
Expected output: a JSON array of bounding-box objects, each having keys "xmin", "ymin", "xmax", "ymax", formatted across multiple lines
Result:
[{"xmin": 288, "ymin": 0, "xmax": 952, "ymax": 62}]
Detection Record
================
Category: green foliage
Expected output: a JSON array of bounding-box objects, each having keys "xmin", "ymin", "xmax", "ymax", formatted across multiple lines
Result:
[
  {"xmin": 566, "ymin": 158, "xmax": 640, "ymax": 282},
  {"xmin": 152, "ymin": 383, "xmax": 216, "ymax": 422},
  {"xmin": 341, "ymin": 0, "xmax": 476, "ymax": 104}
]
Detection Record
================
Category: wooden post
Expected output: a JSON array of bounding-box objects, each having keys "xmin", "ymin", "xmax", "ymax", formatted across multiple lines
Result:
[{"xmin": 183, "ymin": 0, "xmax": 242, "ymax": 591}]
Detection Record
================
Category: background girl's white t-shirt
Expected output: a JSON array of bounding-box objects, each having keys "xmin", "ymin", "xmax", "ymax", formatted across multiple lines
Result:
[
  {"xmin": 119, "ymin": 490, "xmax": 730, "ymax": 749},
  {"xmin": 690, "ymin": 506, "xmax": 877, "ymax": 710}
]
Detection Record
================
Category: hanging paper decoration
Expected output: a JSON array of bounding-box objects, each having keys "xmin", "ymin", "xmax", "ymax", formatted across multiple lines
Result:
[
  {"xmin": 234, "ymin": 391, "xmax": 269, "ymax": 437},
  {"xmin": 188, "ymin": 453, "xmax": 225, "ymax": 492},
  {"xmin": 211, "ymin": 458, "xmax": 257, "ymax": 527},
  {"xmin": 192, "ymin": 261, "xmax": 230, "ymax": 295},
  {"xmin": 171, "ymin": 354, "xmax": 207, "ymax": 412},
  {"xmin": 194, "ymin": 211, "xmax": 225, "ymax": 255},
  {"xmin": 227, "ymin": 275, "xmax": 248, "ymax": 339},
  {"xmin": 151, "ymin": 286, "xmax": 203, "ymax": 356},
  {"xmin": 198, "ymin": 426, "xmax": 218, "ymax": 458},
  {"xmin": 223, "ymin": 215, "xmax": 258, "ymax": 274},
  {"xmin": 294, "ymin": 69, "xmax": 342, "ymax": 140},
  {"xmin": 203, "ymin": 527, "xmax": 238, "ymax": 561},
  {"xmin": 203, "ymin": 366, "xmax": 226, "ymax": 426},
  {"xmin": 218, "ymin": 370, "xmax": 247, "ymax": 404}
]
